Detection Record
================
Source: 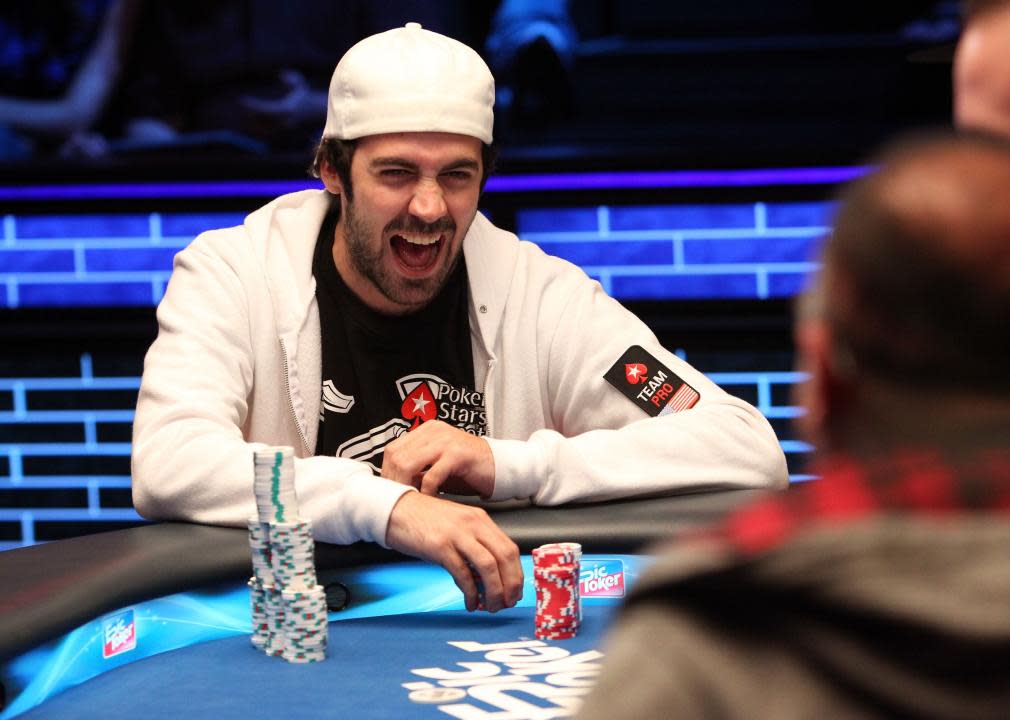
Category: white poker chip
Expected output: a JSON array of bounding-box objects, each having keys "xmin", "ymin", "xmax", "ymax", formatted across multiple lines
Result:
[
  {"xmin": 247, "ymin": 447, "xmax": 330, "ymax": 662},
  {"xmin": 408, "ymin": 688, "xmax": 467, "ymax": 704}
]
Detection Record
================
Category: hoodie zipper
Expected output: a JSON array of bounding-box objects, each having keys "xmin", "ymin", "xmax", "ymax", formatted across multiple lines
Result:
[
  {"xmin": 483, "ymin": 358, "xmax": 495, "ymax": 436},
  {"xmin": 279, "ymin": 336, "xmax": 310, "ymax": 454}
]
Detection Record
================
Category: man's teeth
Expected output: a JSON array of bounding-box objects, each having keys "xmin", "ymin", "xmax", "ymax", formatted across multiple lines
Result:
[{"xmin": 397, "ymin": 232, "xmax": 441, "ymax": 246}]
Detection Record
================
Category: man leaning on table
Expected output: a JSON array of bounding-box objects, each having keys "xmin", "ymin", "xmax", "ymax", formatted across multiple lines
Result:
[{"xmin": 131, "ymin": 23, "xmax": 787, "ymax": 614}]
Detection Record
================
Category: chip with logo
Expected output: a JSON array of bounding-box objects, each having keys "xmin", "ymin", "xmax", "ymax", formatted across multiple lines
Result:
[{"xmin": 604, "ymin": 345, "xmax": 700, "ymax": 417}]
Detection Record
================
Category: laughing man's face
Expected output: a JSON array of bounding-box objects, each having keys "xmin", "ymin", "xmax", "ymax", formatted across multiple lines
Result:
[{"xmin": 324, "ymin": 132, "xmax": 483, "ymax": 315}]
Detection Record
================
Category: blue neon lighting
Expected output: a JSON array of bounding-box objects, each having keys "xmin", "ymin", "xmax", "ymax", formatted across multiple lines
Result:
[
  {"xmin": 1, "ymin": 200, "xmax": 831, "ymax": 308},
  {"xmin": 0, "ymin": 166, "xmax": 868, "ymax": 202},
  {"xmin": 488, "ymin": 166, "xmax": 868, "ymax": 192}
]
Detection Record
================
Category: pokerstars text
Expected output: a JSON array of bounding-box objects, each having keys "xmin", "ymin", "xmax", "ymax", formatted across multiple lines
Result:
[{"xmin": 435, "ymin": 383, "xmax": 487, "ymax": 432}]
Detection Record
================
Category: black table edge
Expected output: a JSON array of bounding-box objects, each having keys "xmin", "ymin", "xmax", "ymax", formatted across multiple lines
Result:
[{"xmin": 0, "ymin": 489, "xmax": 762, "ymax": 663}]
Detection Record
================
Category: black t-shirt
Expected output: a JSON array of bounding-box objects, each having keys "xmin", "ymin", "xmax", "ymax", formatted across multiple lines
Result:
[{"xmin": 312, "ymin": 209, "xmax": 486, "ymax": 473}]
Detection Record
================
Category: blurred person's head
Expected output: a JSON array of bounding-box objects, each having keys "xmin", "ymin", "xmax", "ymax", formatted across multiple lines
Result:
[
  {"xmin": 955, "ymin": 0, "xmax": 1010, "ymax": 135},
  {"xmin": 794, "ymin": 132, "xmax": 1010, "ymax": 453}
]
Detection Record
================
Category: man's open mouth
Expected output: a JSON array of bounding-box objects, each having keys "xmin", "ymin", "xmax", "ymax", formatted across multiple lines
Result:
[{"xmin": 390, "ymin": 232, "xmax": 444, "ymax": 272}]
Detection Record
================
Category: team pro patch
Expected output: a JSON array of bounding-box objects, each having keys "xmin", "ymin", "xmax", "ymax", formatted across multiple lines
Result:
[{"xmin": 604, "ymin": 345, "xmax": 700, "ymax": 417}]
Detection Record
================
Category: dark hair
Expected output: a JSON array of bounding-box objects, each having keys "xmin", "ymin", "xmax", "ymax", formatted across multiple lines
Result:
[
  {"xmin": 310, "ymin": 137, "xmax": 359, "ymax": 204},
  {"xmin": 823, "ymin": 131, "xmax": 1010, "ymax": 395},
  {"xmin": 309, "ymin": 137, "xmax": 499, "ymax": 208}
]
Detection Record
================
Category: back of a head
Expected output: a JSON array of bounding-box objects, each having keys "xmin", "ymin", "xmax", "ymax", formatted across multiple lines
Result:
[{"xmin": 823, "ymin": 132, "xmax": 1010, "ymax": 399}]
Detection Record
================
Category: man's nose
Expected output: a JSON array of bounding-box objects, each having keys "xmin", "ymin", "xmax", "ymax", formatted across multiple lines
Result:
[{"xmin": 409, "ymin": 179, "xmax": 448, "ymax": 224}]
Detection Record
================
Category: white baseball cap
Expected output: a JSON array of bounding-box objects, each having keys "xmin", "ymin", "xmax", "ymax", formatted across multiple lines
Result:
[{"xmin": 322, "ymin": 22, "xmax": 495, "ymax": 144}]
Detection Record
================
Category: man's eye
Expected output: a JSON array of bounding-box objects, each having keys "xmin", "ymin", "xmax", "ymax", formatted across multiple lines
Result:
[
  {"xmin": 444, "ymin": 171, "xmax": 473, "ymax": 180},
  {"xmin": 381, "ymin": 168, "xmax": 411, "ymax": 177}
]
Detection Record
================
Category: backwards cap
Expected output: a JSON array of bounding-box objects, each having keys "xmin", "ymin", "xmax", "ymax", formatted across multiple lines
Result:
[{"xmin": 323, "ymin": 22, "xmax": 494, "ymax": 144}]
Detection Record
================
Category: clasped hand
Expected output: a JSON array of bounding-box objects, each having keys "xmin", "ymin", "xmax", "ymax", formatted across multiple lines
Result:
[
  {"xmin": 381, "ymin": 420, "xmax": 495, "ymax": 497},
  {"xmin": 382, "ymin": 421, "xmax": 522, "ymax": 612}
]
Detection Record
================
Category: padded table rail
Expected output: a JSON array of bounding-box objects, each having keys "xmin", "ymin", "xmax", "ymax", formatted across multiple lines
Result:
[{"xmin": 0, "ymin": 489, "xmax": 760, "ymax": 662}]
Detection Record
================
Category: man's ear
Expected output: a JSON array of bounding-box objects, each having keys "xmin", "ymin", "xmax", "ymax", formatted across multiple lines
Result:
[
  {"xmin": 319, "ymin": 160, "xmax": 344, "ymax": 196},
  {"xmin": 792, "ymin": 317, "xmax": 845, "ymax": 451}
]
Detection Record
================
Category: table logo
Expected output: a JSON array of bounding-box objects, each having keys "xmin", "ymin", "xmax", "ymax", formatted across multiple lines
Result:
[
  {"xmin": 102, "ymin": 609, "xmax": 136, "ymax": 659},
  {"xmin": 403, "ymin": 639, "xmax": 603, "ymax": 717},
  {"xmin": 579, "ymin": 560, "xmax": 625, "ymax": 598}
]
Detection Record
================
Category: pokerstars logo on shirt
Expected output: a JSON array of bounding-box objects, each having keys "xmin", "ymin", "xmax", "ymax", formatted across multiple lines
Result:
[
  {"xmin": 336, "ymin": 374, "xmax": 488, "ymax": 472},
  {"xmin": 400, "ymin": 377, "xmax": 437, "ymax": 429},
  {"xmin": 397, "ymin": 374, "xmax": 487, "ymax": 436}
]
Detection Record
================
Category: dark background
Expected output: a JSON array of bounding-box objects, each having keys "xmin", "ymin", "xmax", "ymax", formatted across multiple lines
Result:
[{"xmin": 0, "ymin": 0, "xmax": 960, "ymax": 546}]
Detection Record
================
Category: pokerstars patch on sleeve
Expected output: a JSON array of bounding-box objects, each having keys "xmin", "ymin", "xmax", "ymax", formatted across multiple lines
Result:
[{"xmin": 604, "ymin": 345, "xmax": 700, "ymax": 417}]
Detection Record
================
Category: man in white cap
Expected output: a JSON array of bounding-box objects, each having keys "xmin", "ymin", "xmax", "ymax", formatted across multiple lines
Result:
[{"xmin": 132, "ymin": 23, "xmax": 787, "ymax": 612}]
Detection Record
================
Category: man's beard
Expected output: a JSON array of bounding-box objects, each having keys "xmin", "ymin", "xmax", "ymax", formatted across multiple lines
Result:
[{"xmin": 343, "ymin": 201, "xmax": 461, "ymax": 313}]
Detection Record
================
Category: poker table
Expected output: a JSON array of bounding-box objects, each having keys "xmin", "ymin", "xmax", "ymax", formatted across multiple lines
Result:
[{"xmin": 0, "ymin": 490, "xmax": 761, "ymax": 719}]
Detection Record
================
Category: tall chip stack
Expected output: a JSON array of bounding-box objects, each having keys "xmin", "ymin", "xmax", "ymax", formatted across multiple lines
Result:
[
  {"xmin": 532, "ymin": 542, "xmax": 582, "ymax": 640},
  {"xmin": 247, "ymin": 446, "xmax": 328, "ymax": 663}
]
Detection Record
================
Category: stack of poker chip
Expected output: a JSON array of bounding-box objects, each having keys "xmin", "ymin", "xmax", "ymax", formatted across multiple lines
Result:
[
  {"xmin": 248, "ymin": 446, "xmax": 328, "ymax": 663},
  {"xmin": 532, "ymin": 542, "xmax": 582, "ymax": 640}
]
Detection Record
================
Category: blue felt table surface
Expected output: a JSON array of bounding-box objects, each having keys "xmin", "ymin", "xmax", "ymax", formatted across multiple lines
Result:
[{"xmin": 18, "ymin": 604, "xmax": 618, "ymax": 720}]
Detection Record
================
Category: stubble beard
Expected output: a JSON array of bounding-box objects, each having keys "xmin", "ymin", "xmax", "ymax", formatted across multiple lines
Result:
[{"xmin": 343, "ymin": 200, "xmax": 462, "ymax": 313}]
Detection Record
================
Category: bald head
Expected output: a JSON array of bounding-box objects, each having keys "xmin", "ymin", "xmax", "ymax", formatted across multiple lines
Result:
[
  {"xmin": 955, "ymin": 1, "xmax": 1010, "ymax": 135},
  {"xmin": 794, "ymin": 133, "xmax": 1010, "ymax": 452},
  {"xmin": 820, "ymin": 133, "xmax": 1010, "ymax": 395}
]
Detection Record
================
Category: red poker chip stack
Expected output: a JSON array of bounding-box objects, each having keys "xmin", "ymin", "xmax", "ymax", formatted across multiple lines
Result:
[{"xmin": 532, "ymin": 542, "xmax": 582, "ymax": 640}]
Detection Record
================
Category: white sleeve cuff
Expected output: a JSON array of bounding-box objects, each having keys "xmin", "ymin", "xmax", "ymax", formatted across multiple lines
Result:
[
  {"xmin": 486, "ymin": 436, "xmax": 548, "ymax": 501},
  {"xmin": 341, "ymin": 473, "xmax": 417, "ymax": 548},
  {"xmin": 293, "ymin": 456, "xmax": 415, "ymax": 546}
]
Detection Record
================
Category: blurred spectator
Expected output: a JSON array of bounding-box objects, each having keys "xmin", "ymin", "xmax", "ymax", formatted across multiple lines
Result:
[
  {"xmin": 0, "ymin": 0, "xmax": 138, "ymax": 161},
  {"xmin": 577, "ymin": 132, "xmax": 1010, "ymax": 719},
  {"xmin": 486, "ymin": 0, "xmax": 576, "ymax": 129},
  {"xmin": 113, "ymin": 1, "xmax": 479, "ymax": 157},
  {"xmin": 0, "ymin": 1, "xmax": 484, "ymax": 162}
]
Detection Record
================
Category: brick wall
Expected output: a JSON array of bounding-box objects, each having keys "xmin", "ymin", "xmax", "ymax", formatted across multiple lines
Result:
[
  {"xmin": 1, "ymin": 212, "xmax": 245, "ymax": 308},
  {"xmin": 0, "ymin": 351, "xmax": 144, "ymax": 549},
  {"xmin": 0, "ymin": 193, "xmax": 831, "ymax": 548},
  {"xmin": 1, "ymin": 201, "xmax": 833, "ymax": 308},
  {"xmin": 518, "ymin": 201, "xmax": 832, "ymax": 299}
]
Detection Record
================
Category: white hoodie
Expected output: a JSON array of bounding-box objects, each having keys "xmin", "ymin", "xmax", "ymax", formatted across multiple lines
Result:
[{"xmin": 132, "ymin": 190, "xmax": 787, "ymax": 546}]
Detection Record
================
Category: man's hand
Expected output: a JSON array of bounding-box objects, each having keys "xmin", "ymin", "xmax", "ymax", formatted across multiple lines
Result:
[
  {"xmin": 385, "ymin": 491, "xmax": 523, "ymax": 612},
  {"xmin": 382, "ymin": 420, "xmax": 495, "ymax": 497}
]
